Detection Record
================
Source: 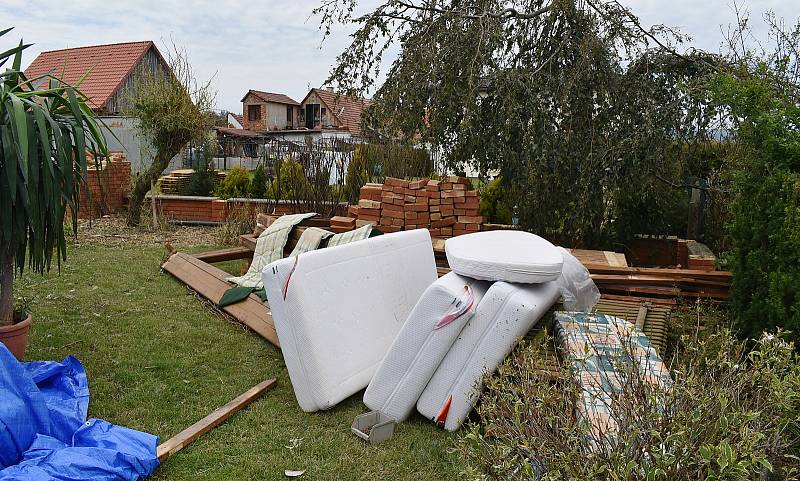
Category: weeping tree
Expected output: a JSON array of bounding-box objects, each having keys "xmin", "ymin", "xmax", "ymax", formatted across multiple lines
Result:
[
  {"xmin": 125, "ymin": 46, "xmax": 214, "ymax": 226},
  {"xmin": 0, "ymin": 27, "xmax": 108, "ymax": 325},
  {"xmin": 317, "ymin": 0, "xmax": 723, "ymax": 247}
]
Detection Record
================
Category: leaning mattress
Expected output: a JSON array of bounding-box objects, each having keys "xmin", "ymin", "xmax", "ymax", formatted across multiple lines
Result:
[
  {"xmin": 417, "ymin": 280, "xmax": 561, "ymax": 431},
  {"xmin": 262, "ymin": 229, "xmax": 438, "ymax": 412},
  {"xmin": 363, "ymin": 272, "xmax": 491, "ymax": 421}
]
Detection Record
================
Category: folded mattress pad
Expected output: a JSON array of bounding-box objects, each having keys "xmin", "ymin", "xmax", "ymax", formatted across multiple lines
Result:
[
  {"xmin": 445, "ymin": 231, "xmax": 564, "ymax": 284},
  {"xmin": 417, "ymin": 280, "xmax": 561, "ymax": 431},
  {"xmin": 262, "ymin": 229, "xmax": 438, "ymax": 412},
  {"xmin": 363, "ymin": 272, "xmax": 491, "ymax": 421}
]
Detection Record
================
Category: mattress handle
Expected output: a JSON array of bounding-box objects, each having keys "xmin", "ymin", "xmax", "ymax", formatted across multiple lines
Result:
[
  {"xmin": 282, "ymin": 256, "xmax": 299, "ymax": 300},
  {"xmin": 433, "ymin": 286, "xmax": 474, "ymax": 330}
]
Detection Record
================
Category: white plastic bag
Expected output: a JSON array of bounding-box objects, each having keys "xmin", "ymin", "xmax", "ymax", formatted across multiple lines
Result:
[{"xmin": 555, "ymin": 247, "xmax": 600, "ymax": 312}]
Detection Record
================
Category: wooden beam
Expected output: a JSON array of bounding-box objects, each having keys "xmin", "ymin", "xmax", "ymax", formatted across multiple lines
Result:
[
  {"xmin": 161, "ymin": 253, "xmax": 280, "ymax": 347},
  {"xmin": 157, "ymin": 378, "xmax": 277, "ymax": 461},
  {"xmin": 192, "ymin": 246, "xmax": 254, "ymax": 264}
]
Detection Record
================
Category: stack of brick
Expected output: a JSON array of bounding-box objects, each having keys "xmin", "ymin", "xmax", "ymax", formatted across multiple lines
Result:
[
  {"xmin": 77, "ymin": 151, "xmax": 131, "ymax": 219},
  {"xmin": 348, "ymin": 176, "xmax": 483, "ymax": 237},
  {"xmin": 330, "ymin": 216, "xmax": 357, "ymax": 233}
]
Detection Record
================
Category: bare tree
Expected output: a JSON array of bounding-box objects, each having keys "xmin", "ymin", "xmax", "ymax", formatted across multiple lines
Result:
[{"xmin": 125, "ymin": 46, "xmax": 215, "ymax": 226}]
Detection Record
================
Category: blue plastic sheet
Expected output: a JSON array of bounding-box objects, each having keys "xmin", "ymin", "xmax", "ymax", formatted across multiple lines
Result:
[{"xmin": 0, "ymin": 344, "xmax": 159, "ymax": 480}]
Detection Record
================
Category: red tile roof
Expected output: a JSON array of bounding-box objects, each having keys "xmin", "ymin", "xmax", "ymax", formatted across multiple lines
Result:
[
  {"xmin": 242, "ymin": 90, "xmax": 299, "ymax": 106},
  {"xmin": 302, "ymin": 88, "xmax": 370, "ymax": 135},
  {"xmin": 24, "ymin": 41, "xmax": 164, "ymax": 113}
]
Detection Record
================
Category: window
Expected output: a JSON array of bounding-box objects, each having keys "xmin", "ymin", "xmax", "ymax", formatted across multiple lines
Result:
[
  {"xmin": 286, "ymin": 106, "xmax": 293, "ymax": 123},
  {"xmin": 247, "ymin": 104, "xmax": 261, "ymax": 121}
]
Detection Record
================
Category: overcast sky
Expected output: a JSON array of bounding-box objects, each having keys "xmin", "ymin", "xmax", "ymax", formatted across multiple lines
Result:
[{"xmin": 7, "ymin": 0, "xmax": 797, "ymax": 113}]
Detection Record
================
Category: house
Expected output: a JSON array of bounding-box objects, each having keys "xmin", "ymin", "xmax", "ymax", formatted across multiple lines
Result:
[
  {"xmin": 24, "ymin": 41, "xmax": 178, "ymax": 173},
  {"xmin": 299, "ymin": 87, "xmax": 370, "ymax": 137},
  {"xmin": 240, "ymin": 90, "xmax": 301, "ymax": 131}
]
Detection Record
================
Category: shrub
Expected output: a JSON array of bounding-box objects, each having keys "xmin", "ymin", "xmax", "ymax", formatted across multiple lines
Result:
[
  {"xmin": 345, "ymin": 143, "xmax": 433, "ymax": 203},
  {"xmin": 214, "ymin": 166, "xmax": 251, "ymax": 199},
  {"xmin": 478, "ymin": 177, "xmax": 515, "ymax": 225},
  {"xmin": 457, "ymin": 328, "xmax": 799, "ymax": 481},
  {"xmin": 707, "ymin": 70, "xmax": 800, "ymax": 344},
  {"xmin": 249, "ymin": 164, "xmax": 268, "ymax": 199},
  {"xmin": 184, "ymin": 157, "xmax": 217, "ymax": 197}
]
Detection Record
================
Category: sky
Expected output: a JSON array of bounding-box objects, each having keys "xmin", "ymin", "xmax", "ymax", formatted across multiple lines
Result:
[{"xmin": 6, "ymin": 0, "xmax": 798, "ymax": 113}]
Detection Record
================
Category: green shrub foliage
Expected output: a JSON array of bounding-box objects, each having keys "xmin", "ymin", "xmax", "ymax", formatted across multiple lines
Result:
[
  {"xmin": 479, "ymin": 177, "xmax": 515, "ymax": 225},
  {"xmin": 457, "ymin": 328, "xmax": 799, "ymax": 480},
  {"xmin": 214, "ymin": 166, "xmax": 250, "ymax": 199},
  {"xmin": 708, "ymin": 70, "xmax": 800, "ymax": 344},
  {"xmin": 345, "ymin": 143, "xmax": 433, "ymax": 204},
  {"xmin": 249, "ymin": 164, "xmax": 268, "ymax": 199}
]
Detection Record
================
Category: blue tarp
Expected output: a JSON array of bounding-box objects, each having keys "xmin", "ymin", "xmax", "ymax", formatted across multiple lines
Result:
[{"xmin": 0, "ymin": 343, "xmax": 159, "ymax": 480}]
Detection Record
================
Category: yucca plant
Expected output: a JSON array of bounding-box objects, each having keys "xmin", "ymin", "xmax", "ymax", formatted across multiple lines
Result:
[{"xmin": 0, "ymin": 27, "xmax": 107, "ymax": 327}]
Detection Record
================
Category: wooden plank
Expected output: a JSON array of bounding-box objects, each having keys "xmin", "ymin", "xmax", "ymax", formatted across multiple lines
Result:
[
  {"xmin": 585, "ymin": 264, "xmax": 732, "ymax": 281},
  {"xmin": 157, "ymin": 378, "xmax": 277, "ymax": 461},
  {"xmin": 192, "ymin": 246, "xmax": 253, "ymax": 264},
  {"xmin": 161, "ymin": 253, "xmax": 280, "ymax": 347}
]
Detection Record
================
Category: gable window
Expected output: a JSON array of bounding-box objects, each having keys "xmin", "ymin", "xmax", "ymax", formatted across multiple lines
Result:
[
  {"xmin": 286, "ymin": 106, "xmax": 293, "ymax": 123},
  {"xmin": 248, "ymin": 104, "xmax": 261, "ymax": 121}
]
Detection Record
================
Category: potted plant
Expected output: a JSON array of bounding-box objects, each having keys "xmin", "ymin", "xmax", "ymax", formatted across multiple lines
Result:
[{"xmin": 0, "ymin": 27, "xmax": 107, "ymax": 359}]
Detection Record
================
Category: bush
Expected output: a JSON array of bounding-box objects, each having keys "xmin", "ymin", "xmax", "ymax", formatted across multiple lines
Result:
[
  {"xmin": 184, "ymin": 158, "xmax": 217, "ymax": 197},
  {"xmin": 479, "ymin": 177, "xmax": 515, "ymax": 225},
  {"xmin": 214, "ymin": 166, "xmax": 251, "ymax": 199},
  {"xmin": 344, "ymin": 143, "xmax": 433, "ymax": 203},
  {"xmin": 249, "ymin": 164, "xmax": 268, "ymax": 199},
  {"xmin": 266, "ymin": 158, "xmax": 311, "ymax": 202},
  {"xmin": 457, "ymin": 327, "xmax": 800, "ymax": 480},
  {"xmin": 707, "ymin": 71, "xmax": 800, "ymax": 344}
]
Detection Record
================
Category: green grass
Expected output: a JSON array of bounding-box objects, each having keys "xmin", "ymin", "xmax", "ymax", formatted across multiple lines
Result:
[{"xmin": 14, "ymin": 243, "xmax": 460, "ymax": 480}]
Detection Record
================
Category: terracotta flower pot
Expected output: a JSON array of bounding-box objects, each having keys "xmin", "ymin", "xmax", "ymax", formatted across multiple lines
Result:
[{"xmin": 0, "ymin": 314, "xmax": 31, "ymax": 361}]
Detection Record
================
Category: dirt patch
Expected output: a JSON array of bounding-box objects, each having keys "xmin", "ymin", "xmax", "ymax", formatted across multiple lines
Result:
[{"xmin": 71, "ymin": 215, "xmax": 222, "ymax": 249}]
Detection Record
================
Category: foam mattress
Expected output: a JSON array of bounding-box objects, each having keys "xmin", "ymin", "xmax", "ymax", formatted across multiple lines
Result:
[
  {"xmin": 363, "ymin": 272, "xmax": 491, "ymax": 421},
  {"xmin": 417, "ymin": 280, "xmax": 560, "ymax": 431},
  {"xmin": 262, "ymin": 229, "xmax": 438, "ymax": 412},
  {"xmin": 445, "ymin": 231, "xmax": 563, "ymax": 283}
]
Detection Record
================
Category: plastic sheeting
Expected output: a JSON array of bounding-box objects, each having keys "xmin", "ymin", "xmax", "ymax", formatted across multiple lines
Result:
[
  {"xmin": 555, "ymin": 247, "xmax": 601, "ymax": 312},
  {"xmin": 0, "ymin": 343, "xmax": 159, "ymax": 481}
]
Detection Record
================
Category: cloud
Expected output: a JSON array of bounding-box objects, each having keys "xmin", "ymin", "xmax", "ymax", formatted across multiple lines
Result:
[{"xmin": 7, "ymin": 0, "xmax": 798, "ymax": 114}]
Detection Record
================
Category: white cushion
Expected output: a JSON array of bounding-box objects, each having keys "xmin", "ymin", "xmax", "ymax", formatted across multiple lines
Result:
[{"xmin": 445, "ymin": 231, "xmax": 563, "ymax": 283}]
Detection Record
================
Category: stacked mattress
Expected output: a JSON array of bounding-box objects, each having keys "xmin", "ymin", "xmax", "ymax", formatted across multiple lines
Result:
[
  {"xmin": 364, "ymin": 272, "xmax": 491, "ymax": 421},
  {"xmin": 361, "ymin": 230, "xmax": 578, "ymax": 431},
  {"xmin": 417, "ymin": 280, "xmax": 561, "ymax": 430},
  {"xmin": 262, "ymin": 229, "xmax": 438, "ymax": 412}
]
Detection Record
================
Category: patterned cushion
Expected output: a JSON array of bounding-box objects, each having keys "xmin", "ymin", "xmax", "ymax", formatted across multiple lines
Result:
[
  {"xmin": 289, "ymin": 227, "xmax": 334, "ymax": 257},
  {"xmin": 226, "ymin": 212, "xmax": 317, "ymax": 288},
  {"xmin": 554, "ymin": 312, "xmax": 672, "ymax": 443},
  {"xmin": 326, "ymin": 224, "xmax": 373, "ymax": 248}
]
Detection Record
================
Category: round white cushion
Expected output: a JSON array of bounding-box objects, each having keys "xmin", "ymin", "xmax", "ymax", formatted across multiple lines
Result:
[{"xmin": 444, "ymin": 231, "xmax": 563, "ymax": 283}]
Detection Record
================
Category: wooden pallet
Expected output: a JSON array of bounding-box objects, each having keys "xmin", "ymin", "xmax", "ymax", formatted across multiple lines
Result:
[
  {"xmin": 161, "ymin": 252, "xmax": 279, "ymax": 347},
  {"xmin": 594, "ymin": 295, "xmax": 674, "ymax": 353}
]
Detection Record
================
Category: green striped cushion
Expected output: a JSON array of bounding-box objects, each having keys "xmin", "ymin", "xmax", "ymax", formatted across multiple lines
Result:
[
  {"xmin": 326, "ymin": 224, "xmax": 373, "ymax": 248},
  {"xmin": 290, "ymin": 227, "xmax": 334, "ymax": 257}
]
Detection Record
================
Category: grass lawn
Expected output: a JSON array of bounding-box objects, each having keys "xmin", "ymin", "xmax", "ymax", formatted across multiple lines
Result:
[{"xmin": 13, "ymin": 228, "xmax": 461, "ymax": 480}]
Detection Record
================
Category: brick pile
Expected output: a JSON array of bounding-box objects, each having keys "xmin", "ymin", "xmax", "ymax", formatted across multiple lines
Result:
[
  {"xmin": 347, "ymin": 176, "xmax": 483, "ymax": 237},
  {"xmin": 77, "ymin": 151, "xmax": 131, "ymax": 219}
]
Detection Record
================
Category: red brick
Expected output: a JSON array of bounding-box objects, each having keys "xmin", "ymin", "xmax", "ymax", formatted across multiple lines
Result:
[
  {"xmin": 359, "ymin": 208, "xmax": 381, "ymax": 217},
  {"xmin": 458, "ymin": 215, "xmax": 484, "ymax": 224},
  {"xmin": 408, "ymin": 178, "xmax": 429, "ymax": 190},
  {"xmin": 425, "ymin": 180, "xmax": 441, "ymax": 191},
  {"xmin": 384, "ymin": 177, "xmax": 409, "ymax": 188},
  {"xmin": 431, "ymin": 217, "xmax": 455, "ymax": 228}
]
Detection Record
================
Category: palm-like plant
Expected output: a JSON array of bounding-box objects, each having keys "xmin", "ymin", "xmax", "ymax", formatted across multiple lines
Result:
[{"xmin": 0, "ymin": 27, "xmax": 107, "ymax": 326}]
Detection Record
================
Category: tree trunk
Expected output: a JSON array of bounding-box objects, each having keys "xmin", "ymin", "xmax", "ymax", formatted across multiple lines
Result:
[
  {"xmin": 126, "ymin": 141, "xmax": 185, "ymax": 227},
  {"xmin": 0, "ymin": 243, "xmax": 16, "ymax": 326}
]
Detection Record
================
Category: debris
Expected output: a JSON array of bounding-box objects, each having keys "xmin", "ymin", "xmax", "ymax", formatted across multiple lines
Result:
[
  {"xmin": 157, "ymin": 378, "xmax": 277, "ymax": 461},
  {"xmin": 284, "ymin": 469, "xmax": 306, "ymax": 477}
]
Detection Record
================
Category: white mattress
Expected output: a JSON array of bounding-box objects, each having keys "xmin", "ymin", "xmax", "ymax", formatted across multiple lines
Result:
[
  {"xmin": 262, "ymin": 229, "xmax": 438, "ymax": 412},
  {"xmin": 417, "ymin": 280, "xmax": 560, "ymax": 430},
  {"xmin": 445, "ymin": 231, "xmax": 563, "ymax": 283},
  {"xmin": 363, "ymin": 272, "xmax": 491, "ymax": 421}
]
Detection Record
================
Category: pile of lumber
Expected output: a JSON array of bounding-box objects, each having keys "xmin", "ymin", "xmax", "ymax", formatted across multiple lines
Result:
[
  {"xmin": 586, "ymin": 265, "xmax": 731, "ymax": 300},
  {"xmin": 159, "ymin": 169, "xmax": 226, "ymax": 195},
  {"xmin": 348, "ymin": 177, "xmax": 483, "ymax": 236}
]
